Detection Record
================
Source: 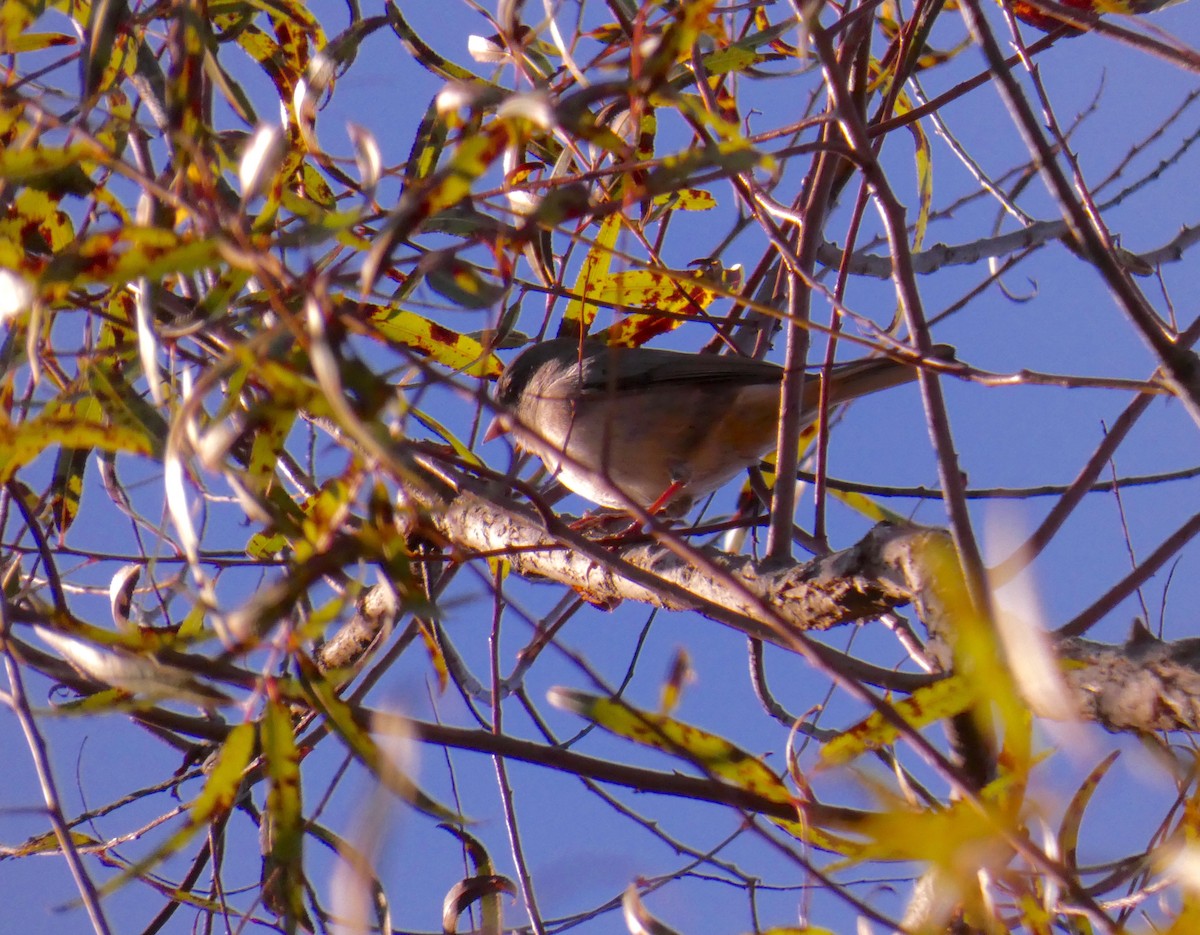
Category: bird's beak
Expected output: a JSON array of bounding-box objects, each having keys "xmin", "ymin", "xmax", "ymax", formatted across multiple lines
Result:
[{"xmin": 483, "ymin": 415, "xmax": 508, "ymax": 442}]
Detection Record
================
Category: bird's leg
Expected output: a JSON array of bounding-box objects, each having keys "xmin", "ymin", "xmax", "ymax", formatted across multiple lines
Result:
[
  {"xmin": 567, "ymin": 463, "xmax": 692, "ymax": 538},
  {"xmin": 644, "ymin": 478, "xmax": 686, "ymax": 516},
  {"xmin": 587, "ymin": 477, "xmax": 688, "ymax": 543}
]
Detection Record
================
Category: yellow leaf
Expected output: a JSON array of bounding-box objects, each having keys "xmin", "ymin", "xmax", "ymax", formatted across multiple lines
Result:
[
  {"xmin": 562, "ymin": 213, "xmax": 622, "ymax": 335},
  {"xmin": 651, "ymin": 187, "xmax": 717, "ymax": 211},
  {"xmin": 99, "ymin": 722, "xmax": 256, "ymax": 896},
  {"xmin": 550, "ymin": 688, "xmax": 791, "ymax": 804},
  {"xmin": 819, "ymin": 675, "xmax": 979, "ymax": 768},
  {"xmin": 829, "ymin": 487, "xmax": 909, "ymax": 525},
  {"xmin": 365, "ymin": 306, "xmax": 501, "ymax": 378},
  {"xmin": 0, "ymin": 408, "xmax": 154, "ymax": 484}
]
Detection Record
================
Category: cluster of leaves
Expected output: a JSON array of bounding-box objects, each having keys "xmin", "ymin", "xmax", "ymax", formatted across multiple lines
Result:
[{"xmin": 2, "ymin": 0, "xmax": 1200, "ymax": 934}]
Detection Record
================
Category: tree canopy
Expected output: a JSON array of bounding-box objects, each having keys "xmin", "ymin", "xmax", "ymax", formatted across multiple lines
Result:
[{"xmin": 2, "ymin": 1, "xmax": 1200, "ymax": 933}]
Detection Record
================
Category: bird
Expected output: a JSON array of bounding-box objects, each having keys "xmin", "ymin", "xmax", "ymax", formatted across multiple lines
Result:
[{"xmin": 485, "ymin": 337, "xmax": 955, "ymax": 515}]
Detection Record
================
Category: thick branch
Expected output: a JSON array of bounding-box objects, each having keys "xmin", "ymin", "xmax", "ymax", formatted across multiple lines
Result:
[
  {"xmin": 1059, "ymin": 630, "xmax": 1200, "ymax": 733},
  {"xmin": 407, "ymin": 459, "xmax": 927, "ymax": 640},
  {"xmin": 401, "ymin": 459, "xmax": 1200, "ymax": 737}
]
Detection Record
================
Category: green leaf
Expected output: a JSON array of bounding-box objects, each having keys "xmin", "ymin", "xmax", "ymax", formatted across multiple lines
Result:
[{"xmin": 261, "ymin": 697, "xmax": 307, "ymax": 926}]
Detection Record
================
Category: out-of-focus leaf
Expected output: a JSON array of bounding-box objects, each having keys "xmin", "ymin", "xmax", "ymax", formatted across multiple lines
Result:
[
  {"xmin": 0, "ymin": 396, "xmax": 156, "ymax": 484},
  {"xmin": 347, "ymin": 121, "xmax": 382, "ymax": 192},
  {"xmin": 701, "ymin": 44, "xmax": 768, "ymax": 77},
  {"xmin": 549, "ymin": 689, "xmax": 868, "ymax": 856},
  {"xmin": 1059, "ymin": 750, "xmax": 1119, "ymax": 871},
  {"xmin": 34, "ymin": 625, "xmax": 233, "ymax": 707},
  {"xmin": 283, "ymin": 161, "xmax": 338, "ymax": 211},
  {"xmin": 411, "ymin": 410, "xmax": 482, "ymax": 468},
  {"xmin": 387, "ymin": 3, "xmax": 480, "ymax": 82},
  {"xmin": 852, "ymin": 790, "xmax": 1015, "ymax": 867},
  {"xmin": 203, "ymin": 43, "xmax": 258, "ymax": 125},
  {"xmin": 659, "ymin": 648, "xmax": 693, "ymax": 715},
  {"xmin": 177, "ymin": 603, "xmax": 207, "ymax": 641},
  {"xmin": 428, "ymin": 127, "xmax": 509, "ymax": 216},
  {"xmin": 1, "ymin": 3, "xmax": 38, "ymax": 40},
  {"xmin": 43, "ymin": 226, "xmax": 223, "ymax": 288},
  {"xmin": 298, "ymin": 478, "xmax": 353, "ymax": 559},
  {"xmin": 752, "ymin": 4, "xmax": 801, "ymax": 56},
  {"xmin": 1, "ymin": 189, "xmax": 77, "ymax": 256},
  {"xmin": 48, "ymin": 392, "xmax": 101, "ymax": 534},
  {"xmin": 0, "ymin": 142, "xmax": 102, "ymax": 184},
  {"xmin": 755, "ymin": 928, "xmax": 837, "ymax": 935},
  {"xmin": 236, "ymin": 25, "xmax": 296, "ymax": 102},
  {"xmin": 443, "ymin": 875, "xmax": 514, "ymax": 935},
  {"xmin": 83, "ymin": 361, "xmax": 168, "ymax": 456},
  {"xmin": 0, "ymin": 268, "xmax": 34, "ymax": 316},
  {"xmin": 238, "ymin": 124, "xmax": 284, "ymax": 201},
  {"xmin": 659, "ymin": 92, "xmax": 742, "ymax": 141},
  {"xmin": 246, "ymin": 405, "xmax": 297, "ymax": 496},
  {"xmin": 421, "ymin": 252, "xmax": 509, "ymax": 309},
  {"xmin": 622, "ymin": 884, "xmax": 680, "ymax": 935},
  {"xmin": 245, "ymin": 477, "xmax": 348, "ymax": 561},
  {"xmin": 226, "ymin": 346, "xmax": 328, "ymax": 419},
  {"xmin": 405, "ymin": 98, "xmax": 450, "ymax": 182},
  {"xmin": 93, "ymin": 87, "xmax": 133, "ymax": 158},
  {"xmin": 234, "ymin": 6, "xmax": 324, "ymax": 122},
  {"xmin": 920, "ymin": 535, "xmax": 1032, "ymax": 773},
  {"xmin": 1, "ymin": 31, "xmax": 74, "ymax": 53},
  {"xmin": 650, "ymin": 187, "xmax": 716, "ymax": 212},
  {"xmin": 83, "ymin": 0, "xmax": 133, "ymax": 97},
  {"xmin": 297, "ymin": 652, "xmax": 465, "ymax": 822},
  {"xmin": 361, "ymin": 124, "xmax": 508, "ymax": 291},
  {"xmin": 830, "ymin": 487, "xmax": 909, "ymax": 525},
  {"xmin": 643, "ymin": 140, "xmax": 769, "ymax": 200},
  {"xmin": 163, "ymin": 1, "xmax": 206, "ymax": 140},
  {"xmin": 2, "ymin": 829, "xmax": 102, "ymax": 858},
  {"xmin": 415, "ymin": 618, "xmax": 449, "ymax": 694}
]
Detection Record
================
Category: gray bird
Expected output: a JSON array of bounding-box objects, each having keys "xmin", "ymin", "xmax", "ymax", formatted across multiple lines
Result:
[{"xmin": 486, "ymin": 337, "xmax": 953, "ymax": 513}]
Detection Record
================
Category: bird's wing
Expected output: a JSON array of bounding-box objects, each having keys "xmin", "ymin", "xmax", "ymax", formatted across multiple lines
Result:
[{"xmin": 575, "ymin": 345, "xmax": 782, "ymax": 394}]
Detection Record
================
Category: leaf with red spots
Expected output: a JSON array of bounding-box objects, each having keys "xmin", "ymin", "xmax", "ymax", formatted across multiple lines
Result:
[
  {"xmin": 365, "ymin": 304, "xmax": 502, "ymax": 378},
  {"xmin": 1010, "ymin": 0, "xmax": 1176, "ymax": 32}
]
